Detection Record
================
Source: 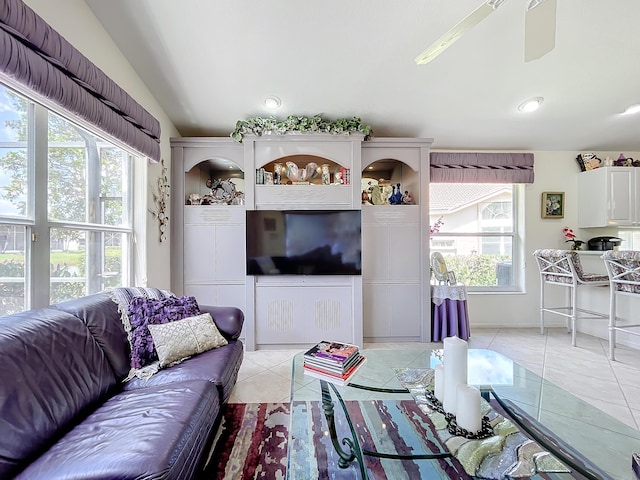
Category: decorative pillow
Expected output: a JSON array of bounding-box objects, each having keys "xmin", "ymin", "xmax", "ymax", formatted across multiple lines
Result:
[
  {"xmin": 110, "ymin": 286, "xmax": 173, "ymax": 340},
  {"xmin": 127, "ymin": 295, "xmax": 200, "ymax": 370},
  {"xmin": 148, "ymin": 312, "xmax": 228, "ymax": 367}
]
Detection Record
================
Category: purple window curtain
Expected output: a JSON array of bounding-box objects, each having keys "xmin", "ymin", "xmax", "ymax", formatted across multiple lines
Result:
[
  {"xmin": 0, "ymin": 0, "xmax": 161, "ymax": 162},
  {"xmin": 430, "ymin": 152, "xmax": 534, "ymax": 183}
]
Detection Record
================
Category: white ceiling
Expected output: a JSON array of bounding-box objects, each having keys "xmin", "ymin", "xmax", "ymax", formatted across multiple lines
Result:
[{"xmin": 85, "ymin": 0, "xmax": 640, "ymax": 151}]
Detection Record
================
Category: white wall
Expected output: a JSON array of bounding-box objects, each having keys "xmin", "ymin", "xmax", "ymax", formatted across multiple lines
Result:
[
  {"xmin": 23, "ymin": 0, "xmax": 179, "ymax": 289},
  {"xmin": 467, "ymin": 150, "xmax": 640, "ymax": 348}
]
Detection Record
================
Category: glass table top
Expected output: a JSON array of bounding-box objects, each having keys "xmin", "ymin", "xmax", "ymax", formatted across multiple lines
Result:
[{"xmin": 289, "ymin": 348, "xmax": 640, "ymax": 480}]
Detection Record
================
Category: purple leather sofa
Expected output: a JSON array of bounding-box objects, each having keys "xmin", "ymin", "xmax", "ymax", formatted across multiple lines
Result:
[{"xmin": 0, "ymin": 292, "xmax": 244, "ymax": 480}]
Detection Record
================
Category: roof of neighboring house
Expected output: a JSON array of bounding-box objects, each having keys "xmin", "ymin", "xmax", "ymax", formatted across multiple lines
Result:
[{"xmin": 429, "ymin": 183, "xmax": 511, "ymax": 214}]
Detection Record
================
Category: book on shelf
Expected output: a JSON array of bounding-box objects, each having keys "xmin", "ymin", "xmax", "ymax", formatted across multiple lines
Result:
[
  {"xmin": 303, "ymin": 354, "xmax": 367, "ymax": 386},
  {"xmin": 303, "ymin": 340, "xmax": 360, "ymax": 364}
]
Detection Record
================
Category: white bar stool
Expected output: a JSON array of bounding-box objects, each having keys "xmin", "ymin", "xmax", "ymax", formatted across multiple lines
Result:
[
  {"xmin": 533, "ymin": 249, "xmax": 609, "ymax": 346},
  {"xmin": 602, "ymin": 250, "xmax": 640, "ymax": 360}
]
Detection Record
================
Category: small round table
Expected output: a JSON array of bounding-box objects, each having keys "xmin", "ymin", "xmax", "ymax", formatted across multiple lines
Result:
[{"xmin": 431, "ymin": 283, "xmax": 470, "ymax": 341}]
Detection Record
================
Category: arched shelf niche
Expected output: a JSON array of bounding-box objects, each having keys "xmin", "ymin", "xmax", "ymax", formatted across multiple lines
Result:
[
  {"xmin": 361, "ymin": 158, "xmax": 420, "ymax": 206},
  {"xmin": 259, "ymin": 154, "xmax": 348, "ymax": 186},
  {"xmin": 184, "ymin": 156, "xmax": 245, "ymax": 206}
]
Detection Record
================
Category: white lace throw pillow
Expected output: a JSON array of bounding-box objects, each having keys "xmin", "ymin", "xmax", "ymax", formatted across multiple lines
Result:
[{"xmin": 147, "ymin": 312, "xmax": 228, "ymax": 367}]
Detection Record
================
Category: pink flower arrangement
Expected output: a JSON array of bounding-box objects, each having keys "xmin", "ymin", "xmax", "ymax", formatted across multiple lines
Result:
[
  {"xmin": 430, "ymin": 217, "xmax": 444, "ymax": 237},
  {"xmin": 563, "ymin": 227, "xmax": 576, "ymax": 241},
  {"xmin": 563, "ymin": 227, "xmax": 584, "ymax": 250}
]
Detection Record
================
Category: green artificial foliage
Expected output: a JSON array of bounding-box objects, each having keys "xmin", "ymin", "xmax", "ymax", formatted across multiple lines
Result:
[{"xmin": 230, "ymin": 115, "xmax": 373, "ymax": 142}]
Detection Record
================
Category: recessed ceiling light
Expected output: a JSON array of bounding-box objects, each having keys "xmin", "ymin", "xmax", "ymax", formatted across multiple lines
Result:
[
  {"xmin": 622, "ymin": 104, "xmax": 640, "ymax": 115},
  {"xmin": 517, "ymin": 97, "xmax": 544, "ymax": 112},
  {"xmin": 264, "ymin": 96, "xmax": 281, "ymax": 109}
]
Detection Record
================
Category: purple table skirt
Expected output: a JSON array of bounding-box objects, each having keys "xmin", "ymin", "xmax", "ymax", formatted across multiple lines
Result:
[{"xmin": 431, "ymin": 297, "xmax": 470, "ymax": 342}]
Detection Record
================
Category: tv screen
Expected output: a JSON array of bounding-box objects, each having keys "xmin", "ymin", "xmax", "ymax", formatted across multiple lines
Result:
[{"xmin": 246, "ymin": 210, "xmax": 362, "ymax": 275}]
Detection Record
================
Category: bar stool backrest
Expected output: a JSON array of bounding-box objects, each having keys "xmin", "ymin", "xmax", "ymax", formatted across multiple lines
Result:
[
  {"xmin": 533, "ymin": 249, "xmax": 583, "ymax": 285},
  {"xmin": 603, "ymin": 250, "xmax": 640, "ymax": 295}
]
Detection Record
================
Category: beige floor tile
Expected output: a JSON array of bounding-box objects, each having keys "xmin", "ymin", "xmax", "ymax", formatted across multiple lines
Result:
[
  {"xmin": 230, "ymin": 370, "xmax": 292, "ymax": 403},
  {"xmin": 620, "ymin": 383, "xmax": 640, "ymax": 411},
  {"xmin": 577, "ymin": 395, "xmax": 638, "ymax": 430}
]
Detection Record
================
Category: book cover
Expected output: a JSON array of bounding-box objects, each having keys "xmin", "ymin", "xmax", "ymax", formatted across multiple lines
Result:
[
  {"xmin": 303, "ymin": 355, "xmax": 367, "ymax": 386},
  {"xmin": 304, "ymin": 351, "xmax": 362, "ymax": 374},
  {"xmin": 304, "ymin": 340, "xmax": 359, "ymax": 364}
]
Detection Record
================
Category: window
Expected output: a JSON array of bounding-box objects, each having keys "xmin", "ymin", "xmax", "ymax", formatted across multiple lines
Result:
[
  {"xmin": 429, "ymin": 183, "xmax": 521, "ymax": 291},
  {"xmin": 0, "ymin": 82, "xmax": 136, "ymax": 315}
]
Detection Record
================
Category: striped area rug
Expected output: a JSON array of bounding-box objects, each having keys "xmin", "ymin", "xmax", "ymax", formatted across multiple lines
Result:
[
  {"xmin": 201, "ymin": 401, "xmax": 470, "ymax": 480},
  {"xmin": 200, "ymin": 401, "xmax": 599, "ymax": 479},
  {"xmin": 202, "ymin": 403, "xmax": 289, "ymax": 480}
]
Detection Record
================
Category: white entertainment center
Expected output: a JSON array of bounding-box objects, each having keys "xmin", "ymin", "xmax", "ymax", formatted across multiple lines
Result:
[{"xmin": 170, "ymin": 134, "xmax": 433, "ymax": 350}]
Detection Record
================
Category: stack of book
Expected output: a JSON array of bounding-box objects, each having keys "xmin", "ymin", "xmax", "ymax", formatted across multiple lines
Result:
[{"xmin": 303, "ymin": 340, "xmax": 366, "ymax": 386}]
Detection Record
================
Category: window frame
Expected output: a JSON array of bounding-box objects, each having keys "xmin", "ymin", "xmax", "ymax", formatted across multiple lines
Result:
[
  {"xmin": 429, "ymin": 184, "xmax": 523, "ymax": 293},
  {"xmin": 0, "ymin": 80, "xmax": 138, "ymax": 312}
]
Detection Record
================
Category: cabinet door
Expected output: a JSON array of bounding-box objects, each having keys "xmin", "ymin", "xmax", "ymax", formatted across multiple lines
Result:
[
  {"xmin": 609, "ymin": 169, "xmax": 635, "ymax": 225},
  {"xmin": 255, "ymin": 286, "xmax": 306, "ymax": 344},
  {"xmin": 303, "ymin": 286, "xmax": 353, "ymax": 343},
  {"xmin": 184, "ymin": 225, "xmax": 216, "ymax": 283},
  {"xmin": 388, "ymin": 284, "xmax": 421, "ymax": 337},
  {"xmin": 362, "ymin": 223, "xmax": 390, "ymax": 280},
  {"xmin": 363, "ymin": 283, "xmax": 391, "ymax": 337},
  {"xmin": 214, "ymin": 224, "xmax": 246, "ymax": 281}
]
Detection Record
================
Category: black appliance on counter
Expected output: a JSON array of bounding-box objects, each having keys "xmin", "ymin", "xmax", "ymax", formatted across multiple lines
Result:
[{"xmin": 588, "ymin": 236, "xmax": 623, "ymax": 251}]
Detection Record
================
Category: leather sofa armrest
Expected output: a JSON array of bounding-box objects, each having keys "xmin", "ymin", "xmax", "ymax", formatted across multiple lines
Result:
[{"xmin": 199, "ymin": 305, "xmax": 244, "ymax": 340}]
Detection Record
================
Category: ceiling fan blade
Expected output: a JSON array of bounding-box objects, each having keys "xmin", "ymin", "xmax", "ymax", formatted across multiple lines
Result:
[
  {"xmin": 415, "ymin": 0, "xmax": 507, "ymax": 65},
  {"xmin": 524, "ymin": 0, "xmax": 557, "ymax": 62}
]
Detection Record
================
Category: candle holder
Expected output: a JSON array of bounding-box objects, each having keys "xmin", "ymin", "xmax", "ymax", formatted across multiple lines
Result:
[
  {"xmin": 425, "ymin": 389, "xmax": 493, "ymax": 440},
  {"xmin": 446, "ymin": 414, "xmax": 493, "ymax": 440},
  {"xmin": 425, "ymin": 389, "xmax": 446, "ymax": 414}
]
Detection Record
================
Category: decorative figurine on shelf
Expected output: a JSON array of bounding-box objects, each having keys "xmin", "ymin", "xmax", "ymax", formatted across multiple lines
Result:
[
  {"xmin": 389, "ymin": 183, "xmax": 403, "ymax": 205},
  {"xmin": 188, "ymin": 193, "xmax": 202, "ymax": 205},
  {"xmin": 321, "ymin": 164, "xmax": 331, "ymax": 185},
  {"xmin": 361, "ymin": 190, "xmax": 371, "ymax": 204},
  {"xmin": 273, "ymin": 163, "xmax": 283, "ymax": 185},
  {"xmin": 333, "ymin": 170, "xmax": 343, "ymax": 185},
  {"xmin": 339, "ymin": 167, "xmax": 350, "ymax": 185},
  {"xmin": 402, "ymin": 190, "xmax": 414, "ymax": 205},
  {"xmin": 372, "ymin": 184, "xmax": 386, "ymax": 205}
]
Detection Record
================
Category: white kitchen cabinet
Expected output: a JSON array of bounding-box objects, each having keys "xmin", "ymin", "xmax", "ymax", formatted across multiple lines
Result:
[{"xmin": 578, "ymin": 167, "xmax": 640, "ymax": 227}]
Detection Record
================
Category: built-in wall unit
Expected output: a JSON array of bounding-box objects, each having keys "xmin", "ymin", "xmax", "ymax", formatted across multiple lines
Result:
[{"xmin": 171, "ymin": 135, "xmax": 432, "ymax": 350}]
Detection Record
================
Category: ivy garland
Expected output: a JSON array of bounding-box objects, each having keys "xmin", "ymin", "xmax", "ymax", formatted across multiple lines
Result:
[{"xmin": 230, "ymin": 115, "xmax": 373, "ymax": 142}]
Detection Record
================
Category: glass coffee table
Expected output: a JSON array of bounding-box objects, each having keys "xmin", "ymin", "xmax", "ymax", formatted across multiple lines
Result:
[{"xmin": 286, "ymin": 348, "xmax": 640, "ymax": 480}]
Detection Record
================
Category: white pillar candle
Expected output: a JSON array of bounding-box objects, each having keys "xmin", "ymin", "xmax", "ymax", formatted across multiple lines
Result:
[
  {"xmin": 443, "ymin": 336, "xmax": 468, "ymax": 414},
  {"xmin": 456, "ymin": 384, "xmax": 482, "ymax": 433},
  {"xmin": 434, "ymin": 363, "xmax": 444, "ymax": 402}
]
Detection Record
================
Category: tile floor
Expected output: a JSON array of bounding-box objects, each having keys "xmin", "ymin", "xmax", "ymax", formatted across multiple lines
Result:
[{"xmin": 228, "ymin": 327, "xmax": 640, "ymax": 431}]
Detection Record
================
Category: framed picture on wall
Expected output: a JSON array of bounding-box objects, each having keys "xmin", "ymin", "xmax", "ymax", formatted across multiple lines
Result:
[{"xmin": 541, "ymin": 192, "xmax": 564, "ymax": 218}]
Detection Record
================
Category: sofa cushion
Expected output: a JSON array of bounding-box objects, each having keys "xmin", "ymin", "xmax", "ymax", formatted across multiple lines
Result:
[
  {"xmin": 109, "ymin": 286, "xmax": 173, "ymax": 341},
  {"xmin": 0, "ymin": 308, "xmax": 116, "ymax": 479},
  {"xmin": 14, "ymin": 380, "xmax": 219, "ymax": 480},
  {"xmin": 148, "ymin": 312, "xmax": 228, "ymax": 367},
  {"xmin": 125, "ymin": 339, "xmax": 244, "ymax": 403},
  {"xmin": 53, "ymin": 292, "xmax": 131, "ymax": 380},
  {"xmin": 127, "ymin": 295, "xmax": 201, "ymax": 370}
]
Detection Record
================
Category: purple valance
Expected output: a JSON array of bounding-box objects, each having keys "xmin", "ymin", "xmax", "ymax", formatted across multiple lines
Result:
[
  {"xmin": 430, "ymin": 152, "xmax": 534, "ymax": 183},
  {"xmin": 0, "ymin": 0, "xmax": 161, "ymax": 162}
]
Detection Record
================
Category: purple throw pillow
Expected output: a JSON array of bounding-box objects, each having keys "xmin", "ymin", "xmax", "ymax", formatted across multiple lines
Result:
[{"xmin": 127, "ymin": 295, "xmax": 200, "ymax": 369}]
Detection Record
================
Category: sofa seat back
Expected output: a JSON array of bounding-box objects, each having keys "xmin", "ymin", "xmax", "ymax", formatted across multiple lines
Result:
[
  {"xmin": 0, "ymin": 307, "xmax": 118, "ymax": 479},
  {"xmin": 53, "ymin": 292, "xmax": 131, "ymax": 380}
]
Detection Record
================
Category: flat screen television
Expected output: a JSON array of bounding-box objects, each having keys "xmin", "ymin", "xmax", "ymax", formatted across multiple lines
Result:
[{"xmin": 246, "ymin": 209, "xmax": 362, "ymax": 275}]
